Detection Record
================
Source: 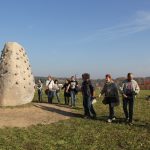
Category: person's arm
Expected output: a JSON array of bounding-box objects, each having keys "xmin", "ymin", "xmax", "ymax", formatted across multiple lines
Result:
[
  {"xmin": 46, "ymin": 80, "xmax": 49, "ymax": 89},
  {"xmin": 134, "ymin": 81, "xmax": 140, "ymax": 95},
  {"xmin": 114, "ymin": 83, "xmax": 119, "ymax": 98},
  {"xmin": 39, "ymin": 83, "xmax": 43, "ymax": 90},
  {"xmin": 57, "ymin": 84, "xmax": 60, "ymax": 90},
  {"xmin": 99, "ymin": 84, "xmax": 106, "ymax": 97},
  {"xmin": 62, "ymin": 84, "xmax": 65, "ymax": 90},
  {"xmin": 66, "ymin": 83, "xmax": 70, "ymax": 92},
  {"xmin": 89, "ymin": 84, "xmax": 94, "ymax": 97},
  {"xmin": 120, "ymin": 82, "xmax": 128, "ymax": 98}
]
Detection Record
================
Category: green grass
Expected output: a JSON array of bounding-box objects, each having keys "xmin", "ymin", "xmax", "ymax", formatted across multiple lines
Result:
[{"xmin": 0, "ymin": 90, "xmax": 149, "ymax": 150}]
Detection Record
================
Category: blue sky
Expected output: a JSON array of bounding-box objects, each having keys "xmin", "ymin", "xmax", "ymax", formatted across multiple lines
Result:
[{"xmin": 0, "ymin": 0, "xmax": 150, "ymax": 79}]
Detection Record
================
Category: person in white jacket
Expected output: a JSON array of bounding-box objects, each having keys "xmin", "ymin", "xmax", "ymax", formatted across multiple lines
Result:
[
  {"xmin": 46, "ymin": 76, "xmax": 55, "ymax": 104},
  {"xmin": 120, "ymin": 73, "xmax": 140, "ymax": 125}
]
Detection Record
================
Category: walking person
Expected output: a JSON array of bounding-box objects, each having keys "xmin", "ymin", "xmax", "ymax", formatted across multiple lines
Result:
[
  {"xmin": 62, "ymin": 79, "xmax": 70, "ymax": 105},
  {"xmin": 53, "ymin": 80, "xmax": 61, "ymax": 104},
  {"xmin": 67, "ymin": 76, "xmax": 78, "ymax": 107},
  {"xmin": 37, "ymin": 79, "xmax": 43, "ymax": 103},
  {"xmin": 99, "ymin": 74, "xmax": 120, "ymax": 123},
  {"xmin": 120, "ymin": 73, "xmax": 140, "ymax": 125},
  {"xmin": 46, "ymin": 76, "xmax": 54, "ymax": 104},
  {"xmin": 81, "ymin": 73, "xmax": 96, "ymax": 119}
]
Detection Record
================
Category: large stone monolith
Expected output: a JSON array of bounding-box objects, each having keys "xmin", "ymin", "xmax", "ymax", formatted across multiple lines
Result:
[{"xmin": 0, "ymin": 42, "xmax": 35, "ymax": 106}]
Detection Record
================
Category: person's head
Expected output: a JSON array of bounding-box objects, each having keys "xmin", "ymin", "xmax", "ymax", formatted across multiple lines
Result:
[
  {"xmin": 105, "ymin": 74, "xmax": 112, "ymax": 82},
  {"xmin": 54, "ymin": 80, "xmax": 58, "ymax": 84},
  {"xmin": 48, "ymin": 75, "xmax": 52, "ymax": 81},
  {"xmin": 127, "ymin": 73, "xmax": 133, "ymax": 81},
  {"xmin": 82, "ymin": 73, "xmax": 90, "ymax": 81},
  {"xmin": 71, "ymin": 76, "xmax": 75, "ymax": 81}
]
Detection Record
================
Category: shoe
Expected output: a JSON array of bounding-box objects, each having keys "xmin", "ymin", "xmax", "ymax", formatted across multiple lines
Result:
[
  {"xmin": 125, "ymin": 118, "xmax": 129, "ymax": 123},
  {"xmin": 107, "ymin": 119, "xmax": 112, "ymax": 123},
  {"xmin": 83, "ymin": 116, "xmax": 90, "ymax": 119},
  {"xmin": 128, "ymin": 122, "xmax": 133, "ymax": 126},
  {"xmin": 112, "ymin": 117, "xmax": 116, "ymax": 121},
  {"xmin": 91, "ymin": 115, "xmax": 97, "ymax": 120}
]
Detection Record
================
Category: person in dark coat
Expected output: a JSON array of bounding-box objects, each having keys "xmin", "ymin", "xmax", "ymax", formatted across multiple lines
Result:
[
  {"xmin": 99, "ymin": 74, "xmax": 120, "ymax": 123},
  {"xmin": 62, "ymin": 79, "xmax": 70, "ymax": 105},
  {"xmin": 81, "ymin": 73, "xmax": 96, "ymax": 119},
  {"xmin": 37, "ymin": 79, "xmax": 43, "ymax": 102}
]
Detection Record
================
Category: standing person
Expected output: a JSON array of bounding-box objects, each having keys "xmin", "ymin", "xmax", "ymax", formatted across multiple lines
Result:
[
  {"xmin": 99, "ymin": 74, "xmax": 120, "ymax": 123},
  {"xmin": 120, "ymin": 73, "xmax": 140, "ymax": 125},
  {"xmin": 37, "ymin": 79, "xmax": 43, "ymax": 103},
  {"xmin": 67, "ymin": 76, "xmax": 78, "ymax": 107},
  {"xmin": 46, "ymin": 76, "xmax": 54, "ymax": 104},
  {"xmin": 81, "ymin": 73, "xmax": 96, "ymax": 119},
  {"xmin": 62, "ymin": 79, "xmax": 70, "ymax": 105},
  {"xmin": 53, "ymin": 80, "xmax": 60, "ymax": 104}
]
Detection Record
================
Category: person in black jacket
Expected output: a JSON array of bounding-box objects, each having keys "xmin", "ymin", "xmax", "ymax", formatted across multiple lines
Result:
[
  {"xmin": 67, "ymin": 76, "xmax": 78, "ymax": 107},
  {"xmin": 62, "ymin": 79, "xmax": 70, "ymax": 105},
  {"xmin": 81, "ymin": 73, "xmax": 96, "ymax": 119},
  {"xmin": 37, "ymin": 79, "xmax": 43, "ymax": 103}
]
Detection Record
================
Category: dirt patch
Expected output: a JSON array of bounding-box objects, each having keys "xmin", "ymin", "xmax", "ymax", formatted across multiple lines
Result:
[{"xmin": 0, "ymin": 103, "xmax": 77, "ymax": 128}]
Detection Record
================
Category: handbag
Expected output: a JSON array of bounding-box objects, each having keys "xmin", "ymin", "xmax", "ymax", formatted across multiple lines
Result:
[
  {"xmin": 45, "ymin": 89, "xmax": 49, "ymax": 95},
  {"xmin": 45, "ymin": 80, "xmax": 52, "ymax": 95},
  {"xmin": 102, "ymin": 97, "xmax": 110, "ymax": 105}
]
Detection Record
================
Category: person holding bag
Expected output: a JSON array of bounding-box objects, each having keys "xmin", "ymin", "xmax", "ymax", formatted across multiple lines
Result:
[
  {"xmin": 99, "ymin": 74, "xmax": 120, "ymax": 123},
  {"xmin": 46, "ymin": 76, "xmax": 54, "ymax": 104}
]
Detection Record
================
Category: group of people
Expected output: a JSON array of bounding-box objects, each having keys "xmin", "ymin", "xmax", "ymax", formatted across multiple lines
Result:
[
  {"xmin": 81, "ymin": 72, "xmax": 140, "ymax": 125},
  {"xmin": 36, "ymin": 72, "xmax": 140, "ymax": 125},
  {"xmin": 37, "ymin": 76, "xmax": 79, "ymax": 107}
]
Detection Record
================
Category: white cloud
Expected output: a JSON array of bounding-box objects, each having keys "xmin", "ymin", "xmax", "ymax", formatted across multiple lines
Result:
[{"xmin": 82, "ymin": 11, "xmax": 150, "ymax": 42}]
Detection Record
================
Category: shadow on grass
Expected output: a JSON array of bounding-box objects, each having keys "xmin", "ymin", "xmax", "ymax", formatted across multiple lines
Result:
[
  {"xmin": 33, "ymin": 103, "xmax": 83, "ymax": 118},
  {"xmin": 133, "ymin": 122, "xmax": 150, "ymax": 131}
]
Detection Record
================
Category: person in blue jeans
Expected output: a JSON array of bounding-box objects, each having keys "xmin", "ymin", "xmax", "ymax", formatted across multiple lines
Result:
[
  {"xmin": 67, "ymin": 76, "xmax": 78, "ymax": 107},
  {"xmin": 46, "ymin": 76, "xmax": 55, "ymax": 104},
  {"xmin": 81, "ymin": 73, "xmax": 96, "ymax": 119}
]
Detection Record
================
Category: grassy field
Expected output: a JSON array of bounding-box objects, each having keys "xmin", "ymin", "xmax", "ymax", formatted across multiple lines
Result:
[{"xmin": 0, "ymin": 90, "xmax": 149, "ymax": 150}]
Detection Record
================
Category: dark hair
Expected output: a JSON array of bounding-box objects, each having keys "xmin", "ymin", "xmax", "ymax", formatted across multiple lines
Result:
[
  {"xmin": 82, "ymin": 73, "xmax": 90, "ymax": 80},
  {"xmin": 106, "ymin": 74, "xmax": 112, "ymax": 79},
  {"xmin": 127, "ymin": 73, "xmax": 132, "ymax": 77},
  {"xmin": 54, "ymin": 80, "xmax": 58, "ymax": 84}
]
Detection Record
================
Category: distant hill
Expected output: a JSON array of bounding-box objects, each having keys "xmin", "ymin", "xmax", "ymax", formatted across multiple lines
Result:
[{"xmin": 34, "ymin": 76, "xmax": 150, "ymax": 90}]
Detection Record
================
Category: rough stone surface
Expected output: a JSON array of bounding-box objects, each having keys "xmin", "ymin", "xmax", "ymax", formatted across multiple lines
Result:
[{"xmin": 0, "ymin": 42, "xmax": 35, "ymax": 106}]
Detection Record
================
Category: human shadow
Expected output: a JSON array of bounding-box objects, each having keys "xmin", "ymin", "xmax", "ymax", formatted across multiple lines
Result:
[
  {"xmin": 133, "ymin": 122, "xmax": 150, "ymax": 131},
  {"xmin": 33, "ymin": 103, "xmax": 83, "ymax": 118},
  {"xmin": 97, "ymin": 116, "xmax": 150, "ymax": 130}
]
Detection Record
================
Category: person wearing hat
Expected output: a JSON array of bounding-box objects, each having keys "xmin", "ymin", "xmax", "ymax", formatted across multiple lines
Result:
[
  {"xmin": 81, "ymin": 73, "xmax": 96, "ymax": 119},
  {"xmin": 99, "ymin": 74, "xmax": 120, "ymax": 123}
]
